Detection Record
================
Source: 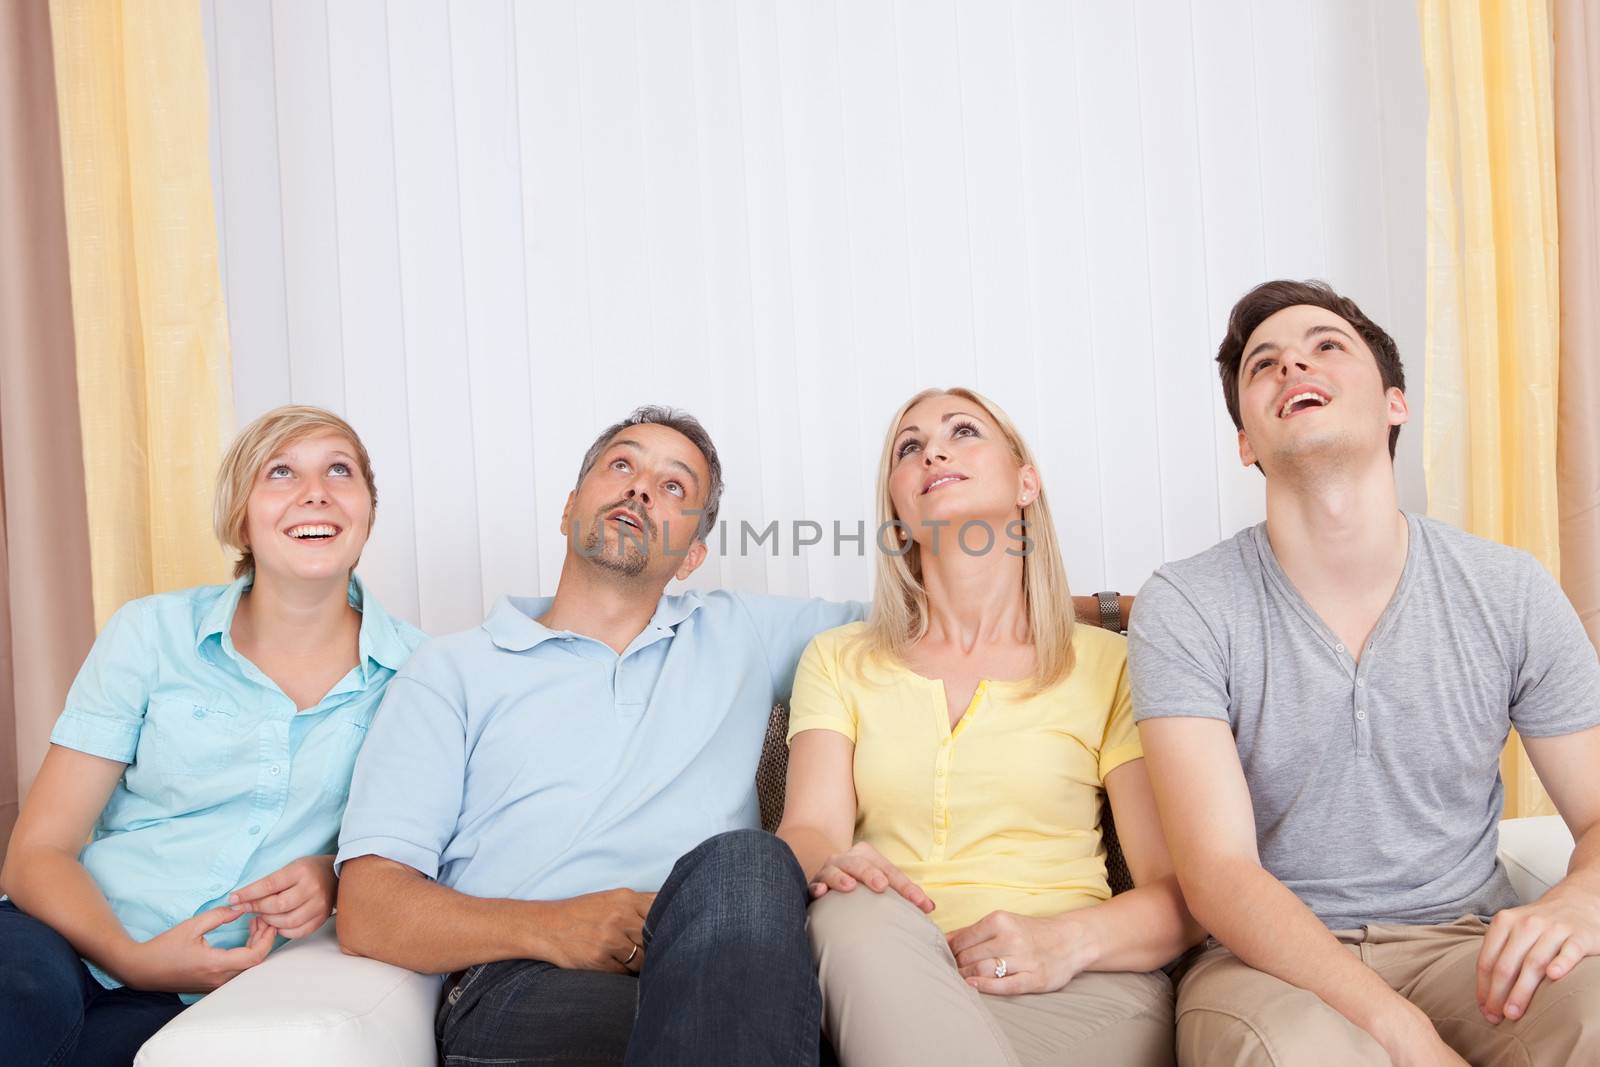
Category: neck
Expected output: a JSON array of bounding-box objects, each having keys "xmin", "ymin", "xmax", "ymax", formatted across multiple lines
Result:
[
  {"xmin": 917, "ymin": 532, "xmax": 1029, "ymax": 652},
  {"xmin": 539, "ymin": 554, "xmax": 666, "ymax": 655},
  {"xmin": 1263, "ymin": 453, "xmax": 1407, "ymax": 596},
  {"xmin": 233, "ymin": 570, "xmax": 358, "ymax": 657}
]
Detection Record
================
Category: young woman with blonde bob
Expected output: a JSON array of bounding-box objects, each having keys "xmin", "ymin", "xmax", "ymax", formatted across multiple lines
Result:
[
  {"xmin": 778, "ymin": 387, "xmax": 1203, "ymax": 1066},
  {"xmin": 0, "ymin": 406, "xmax": 424, "ymax": 1064}
]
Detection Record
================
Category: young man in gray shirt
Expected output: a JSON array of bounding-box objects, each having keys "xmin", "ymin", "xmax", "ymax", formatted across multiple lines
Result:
[{"xmin": 1129, "ymin": 280, "xmax": 1600, "ymax": 1067}]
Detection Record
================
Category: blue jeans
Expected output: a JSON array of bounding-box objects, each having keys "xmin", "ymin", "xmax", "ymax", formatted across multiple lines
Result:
[
  {"xmin": 0, "ymin": 900, "xmax": 185, "ymax": 1066},
  {"xmin": 436, "ymin": 829, "xmax": 821, "ymax": 1065}
]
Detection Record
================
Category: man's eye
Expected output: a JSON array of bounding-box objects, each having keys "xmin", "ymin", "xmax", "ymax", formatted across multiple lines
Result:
[
  {"xmin": 611, "ymin": 458, "xmax": 629, "ymax": 472},
  {"xmin": 1250, "ymin": 358, "xmax": 1273, "ymax": 377},
  {"xmin": 665, "ymin": 482, "xmax": 685, "ymax": 497}
]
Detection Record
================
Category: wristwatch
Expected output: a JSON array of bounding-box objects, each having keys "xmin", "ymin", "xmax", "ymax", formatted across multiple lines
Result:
[{"xmin": 1094, "ymin": 591, "xmax": 1122, "ymax": 632}]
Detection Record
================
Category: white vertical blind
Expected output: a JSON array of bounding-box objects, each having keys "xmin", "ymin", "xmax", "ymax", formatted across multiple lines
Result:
[{"xmin": 204, "ymin": 0, "xmax": 1429, "ymax": 634}]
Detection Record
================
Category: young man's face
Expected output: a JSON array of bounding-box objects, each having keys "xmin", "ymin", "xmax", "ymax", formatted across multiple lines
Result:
[
  {"xmin": 560, "ymin": 422, "xmax": 710, "ymax": 584},
  {"xmin": 1234, "ymin": 303, "xmax": 1408, "ymax": 476}
]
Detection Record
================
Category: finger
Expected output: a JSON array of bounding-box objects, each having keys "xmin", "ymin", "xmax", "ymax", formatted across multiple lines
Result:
[
  {"xmin": 816, "ymin": 866, "xmax": 857, "ymax": 893},
  {"xmin": 876, "ymin": 864, "xmax": 935, "ymax": 912},
  {"xmin": 964, "ymin": 973, "xmax": 1033, "ymax": 996},
  {"xmin": 808, "ymin": 882, "xmax": 830, "ymax": 900},
  {"xmin": 1483, "ymin": 921, "xmax": 1545, "ymax": 1021},
  {"xmin": 1477, "ymin": 912, "xmax": 1516, "ymax": 1008},
  {"xmin": 954, "ymin": 940, "xmax": 1005, "ymax": 970},
  {"xmin": 228, "ymin": 869, "xmax": 291, "ymax": 908},
  {"xmin": 235, "ymin": 882, "xmax": 311, "ymax": 916},
  {"xmin": 1547, "ymin": 938, "xmax": 1587, "ymax": 981},
  {"xmin": 946, "ymin": 918, "xmax": 995, "ymax": 958},
  {"xmin": 834, "ymin": 856, "xmax": 889, "ymax": 892},
  {"xmin": 188, "ymin": 905, "xmax": 245, "ymax": 937},
  {"xmin": 1503, "ymin": 929, "xmax": 1569, "ymax": 1022},
  {"xmin": 257, "ymin": 900, "xmax": 325, "ymax": 933}
]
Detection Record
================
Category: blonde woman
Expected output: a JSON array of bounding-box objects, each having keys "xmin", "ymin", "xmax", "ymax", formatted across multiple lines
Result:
[
  {"xmin": 778, "ymin": 388, "xmax": 1203, "ymax": 1066},
  {"xmin": 0, "ymin": 406, "xmax": 423, "ymax": 1064}
]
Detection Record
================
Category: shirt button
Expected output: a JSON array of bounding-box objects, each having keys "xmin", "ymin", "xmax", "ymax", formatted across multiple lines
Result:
[
  {"xmin": 248, "ymin": 825, "xmax": 260, "ymax": 835},
  {"xmin": 1335, "ymin": 643, "xmax": 1345, "ymax": 653},
  {"xmin": 192, "ymin": 709, "xmax": 205, "ymax": 719},
  {"xmin": 269, "ymin": 765, "xmax": 281, "ymax": 776},
  {"xmin": 1356, "ymin": 678, "xmax": 1366, "ymax": 688},
  {"xmin": 1356, "ymin": 709, "xmax": 1367, "ymax": 721}
]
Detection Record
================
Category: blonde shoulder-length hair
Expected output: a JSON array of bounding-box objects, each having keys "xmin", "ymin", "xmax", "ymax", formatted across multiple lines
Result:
[
  {"xmin": 858, "ymin": 387, "xmax": 1075, "ymax": 693},
  {"xmin": 213, "ymin": 405, "xmax": 377, "ymax": 579}
]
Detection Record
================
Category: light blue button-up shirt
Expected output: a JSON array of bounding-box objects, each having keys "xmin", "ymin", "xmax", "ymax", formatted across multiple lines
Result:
[
  {"xmin": 46, "ymin": 575, "xmax": 424, "ymax": 995},
  {"xmin": 336, "ymin": 590, "xmax": 862, "ymax": 902}
]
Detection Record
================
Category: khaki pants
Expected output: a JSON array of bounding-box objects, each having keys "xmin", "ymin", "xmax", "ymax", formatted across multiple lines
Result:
[
  {"xmin": 1178, "ymin": 916, "xmax": 1600, "ymax": 1066},
  {"xmin": 808, "ymin": 888, "xmax": 1174, "ymax": 1066}
]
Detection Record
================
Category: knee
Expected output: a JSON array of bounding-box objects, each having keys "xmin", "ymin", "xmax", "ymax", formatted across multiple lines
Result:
[
  {"xmin": 808, "ymin": 889, "xmax": 937, "ymax": 971},
  {"xmin": 1176, "ymin": 1009, "xmax": 1274, "ymax": 1067},
  {"xmin": 1524, "ymin": 962, "xmax": 1600, "ymax": 1058},
  {"xmin": 0, "ymin": 957, "xmax": 81, "ymax": 1030},
  {"xmin": 658, "ymin": 830, "xmax": 808, "ymax": 946}
]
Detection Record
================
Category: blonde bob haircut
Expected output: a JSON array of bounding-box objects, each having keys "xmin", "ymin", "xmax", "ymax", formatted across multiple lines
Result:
[
  {"xmin": 861, "ymin": 387, "xmax": 1075, "ymax": 693},
  {"xmin": 213, "ymin": 405, "xmax": 377, "ymax": 579}
]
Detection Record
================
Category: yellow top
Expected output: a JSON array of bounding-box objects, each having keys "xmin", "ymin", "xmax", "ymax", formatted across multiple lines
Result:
[{"xmin": 787, "ymin": 621, "xmax": 1142, "ymax": 933}]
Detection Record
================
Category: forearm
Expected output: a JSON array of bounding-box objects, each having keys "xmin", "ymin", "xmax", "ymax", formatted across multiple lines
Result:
[
  {"xmin": 777, "ymin": 823, "xmax": 847, "ymax": 883},
  {"xmin": 1184, "ymin": 855, "xmax": 1422, "ymax": 1044},
  {"xmin": 336, "ymin": 859, "xmax": 539, "ymax": 973},
  {"xmin": 1558, "ymin": 822, "xmax": 1600, "ymax": 894},
  {"xmin": 1067, "ymin": 875, "xmax": 1205, "ymax": 973},
  {"xmin": 1, "ymin": 845, "xmax": 138, "ymax": 980}
]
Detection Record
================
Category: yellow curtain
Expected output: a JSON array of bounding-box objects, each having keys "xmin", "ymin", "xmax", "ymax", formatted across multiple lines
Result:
[
  {"xmin": 1419, "ymin": 0, "xmax": 1561, "ymax": 818},
  {"xmin": 49, "ymin": 0, "xmax": 234, "ymax": 626}
]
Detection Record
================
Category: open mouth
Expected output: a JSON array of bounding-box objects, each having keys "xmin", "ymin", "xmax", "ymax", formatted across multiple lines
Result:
[
  {"xmin": 284, "ymin": 523, "xmax": 341, "ymax": 541},
  {"xmin": 922, "ymin": 473, "xmax": 967, "ymax": 495},
  {"xmin": 606, "ymin": 509, "xmax": 646, "ymax": 533},
  {"xmin": 1278, "ymin": 390, "xmax": 1330, "ymax": 419}
]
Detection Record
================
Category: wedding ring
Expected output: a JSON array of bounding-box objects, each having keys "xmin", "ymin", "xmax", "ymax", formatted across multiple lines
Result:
[
  {"xmin": 623, "ymin": 943, "xmax": 639, "ymax": 965},
  {"xmin": 994, "ymin": 957, "xmax": 1007, "ymax": 979}
]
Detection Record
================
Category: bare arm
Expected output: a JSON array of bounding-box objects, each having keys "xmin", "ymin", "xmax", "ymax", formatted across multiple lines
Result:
[
  {"xmin": 1139, "ymin": 717, "xmax": 1447, "ymax": 1057},
  {"xmin": 1065, "ymin": 758, "xmax": 1206, "ymax": 972},
  {"xmin": 0, "ymin": 745, "xmax": 141, "ymax": 980},
  {"xmin": 336, "ymin": 854, "xmax": 652, "ymax": 976},
  {"xmin": 1472, "ymin": 724, "xmax": 1600, "ymax": 1023}
]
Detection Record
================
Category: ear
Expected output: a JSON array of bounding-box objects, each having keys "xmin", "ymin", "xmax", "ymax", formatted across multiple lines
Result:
[
  {"xmin": 559, "ymin": 491, "xmax": 576, "ymax": 536},
  {"xmin": 1015, "ymin": 464, "xmax": 1041, "ymax": 507},
  {"xmin": 1237, "ymin": 427, "xmax": 1258, "ymax": 468},
  {"xmin": 1386, "ymin": 387, "xmax": 1410, "ymax": 427},
  {"xmin": 673, "ymin": 539, "xmax": 709, "ymax": 582}
]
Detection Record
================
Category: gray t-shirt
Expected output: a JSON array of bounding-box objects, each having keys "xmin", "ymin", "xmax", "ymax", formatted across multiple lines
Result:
[{"xmin": 1129, "ymin": 513, "xmax": 1600, "ymax": 929}]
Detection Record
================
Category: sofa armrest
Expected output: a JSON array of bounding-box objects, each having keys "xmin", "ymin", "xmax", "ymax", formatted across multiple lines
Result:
[
  {"xmin": 134, "ymin": 917, "xmax": 441, "ymax": 1067},
  {"xmin": 1498, "ymin": 815, "xmax": 1576, "ymax": 905}
]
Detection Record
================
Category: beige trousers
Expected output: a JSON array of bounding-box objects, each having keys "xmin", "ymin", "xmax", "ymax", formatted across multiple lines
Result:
[
  {"xmin": 1177, "ymin": 916, "xmax": 1600, "ymax": 1066},
  {"xmin": 807, "ymin": 888, "xmax": 1175, "ymax": 1066}
]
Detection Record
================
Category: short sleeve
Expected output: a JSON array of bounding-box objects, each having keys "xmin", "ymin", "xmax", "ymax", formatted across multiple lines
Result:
[
  {"xmin": 1127, "ymin": 569, "xmax": 1233, "ymax": 725},
  {"xmin": 1508, "ymin": 557, "xmax": 1600, "ymax": 738},
  {"xmin": 336, "ymin": 650, "xmax": 468, "ymax": 878},
  {"xmin": 1097, "ymin": 651, "xmax": 1143, "ymax": 780},
  {"xmin": 785, "ymin": 632, "xmax": 858, "ymax": 745},
  {"xmin": 49, "ymin": 600, "xmax": 158, "ymax": 763},
  {"xmin": 736, "ymin": 593, "xmax": 867, "ymax": 703}
]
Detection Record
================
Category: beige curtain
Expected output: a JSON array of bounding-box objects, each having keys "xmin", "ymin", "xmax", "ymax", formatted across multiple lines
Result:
[
  {"xmin": 49, "ymin": 0, "xmax": 234, "ymax": 626},
  {"xmin": 1420, "ymin": 0, "xmax": 1563, "ymax": 818},
  {"xmin": 1555, "ymin": 1, "xmax": 1600, "ymax": 657},
  {"xmin": 0, "ymin": 0, "xmax": 98, "ymax": 854}
]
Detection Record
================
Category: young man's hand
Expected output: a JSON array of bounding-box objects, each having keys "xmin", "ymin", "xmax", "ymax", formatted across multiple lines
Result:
[
  {"xmin": 808, "ymin": 842, "xmax": 934, "ymax": 913},
  {"xmin": 1475, "ymin": 887, "xmax": 1600, "ymax": 1024},
  {"xmin": 528, "ymin": 889, "xmax": 654, "ymax": 974},
  {"xmin": 113, "ymin": 909, "xmax": 276, "ymax": 993},
  {"xmin": 229, "ymin": 855, "xmax": 337, "ymax": 939}
]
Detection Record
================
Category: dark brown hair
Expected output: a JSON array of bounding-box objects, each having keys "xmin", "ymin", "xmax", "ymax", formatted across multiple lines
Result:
[{"xmin": 1216, "ymin": 279, "xmax": 1406, "ymax": 460}]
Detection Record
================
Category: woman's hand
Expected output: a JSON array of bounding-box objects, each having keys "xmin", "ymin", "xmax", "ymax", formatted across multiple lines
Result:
[
  {"xmin": 229, "ymin": 854, "xmax": 336, "ymax": 939},
  {"xmin": 809, "ymin": 842, "xmax": 934, "ymax": 913},
  {"xmin": 113, "ymin": 908, "xmax": 276, "ymax": 993},
  {"xmin": 948, "ymin": 910, "xmax": 1099, "ymax": 995}
]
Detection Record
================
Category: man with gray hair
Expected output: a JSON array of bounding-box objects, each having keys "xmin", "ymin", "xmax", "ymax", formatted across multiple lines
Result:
[{"xmin": 334, "ymin": 406, "xmax": 862, "ymax": 1065}]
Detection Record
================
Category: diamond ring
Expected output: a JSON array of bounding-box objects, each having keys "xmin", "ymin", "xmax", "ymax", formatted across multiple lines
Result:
[{"xmin": 993, "ymin": 957, "xmax": 1007, "ymax": 979}]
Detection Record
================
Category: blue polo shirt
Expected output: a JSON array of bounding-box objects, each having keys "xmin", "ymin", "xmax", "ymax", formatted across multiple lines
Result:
[
  {"xmin": 44, "ymin": 575, "xmax": 423, "ymax": 995},
  {"xmin": 335, "ymin": 590, "xmax": 862, "ymax": 901}
]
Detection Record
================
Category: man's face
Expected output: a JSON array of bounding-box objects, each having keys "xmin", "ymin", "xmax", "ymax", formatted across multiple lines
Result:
[
  {"xmin": 561, "ymin": 423, "xmax": 710, "ymax": 583},
  {"xmin": 1235, "ymin": 304, "xmax": 1408, "ymax": 475}
]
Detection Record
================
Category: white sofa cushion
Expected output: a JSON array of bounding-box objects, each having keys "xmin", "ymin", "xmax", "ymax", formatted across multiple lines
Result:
[
  {"xmin": 132, "ymin": 917, "xmax": 439, "ymax": 1067},
  {"xmin": 134, "ymin": 816, "xmax": 1578, "ymax": 1065}
]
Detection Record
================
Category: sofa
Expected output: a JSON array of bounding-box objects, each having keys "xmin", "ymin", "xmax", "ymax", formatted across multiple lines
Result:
[{"xmin": 132, "ymin": 595, "xmax": 1585, "ymax": 1064}]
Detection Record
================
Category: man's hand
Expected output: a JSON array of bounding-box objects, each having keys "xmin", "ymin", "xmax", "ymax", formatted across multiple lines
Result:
[
  {"xmin": 114, "ymin": 908, "xmax": 276, "ymax": 993},
  {"xmin": 531, "ymin": 889, "xmax": 655, "ymax": 974},
  {"xmin": 230, "ymin": 855, "xmax": 337, "ymax": 939},
  {"xmin": 1476, "ymin": 888, "xmax": 1600, "ymax": 1024},
  {"xmin": 808, "ymin": 842, "xmax": 934, "ymax": 913},
  {"xmin": 947, "ymin": 911, "xmax": 1096, "ymax": 995}
]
